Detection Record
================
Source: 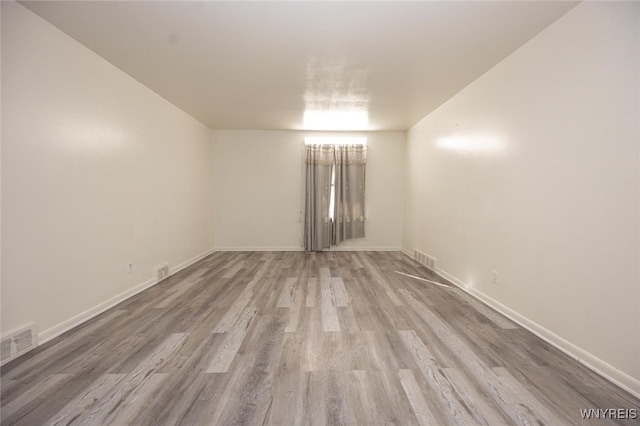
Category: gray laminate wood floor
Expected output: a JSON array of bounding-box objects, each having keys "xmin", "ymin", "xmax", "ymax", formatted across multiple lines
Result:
[{"xmin": 1, "ymin": 251, "xmax": 638, "ymax": 425}]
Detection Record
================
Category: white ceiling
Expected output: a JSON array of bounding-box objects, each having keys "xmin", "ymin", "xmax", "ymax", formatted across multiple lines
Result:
[{"xmin": 19, "ymin": 1, "xmax": 578, "ymax": 131}]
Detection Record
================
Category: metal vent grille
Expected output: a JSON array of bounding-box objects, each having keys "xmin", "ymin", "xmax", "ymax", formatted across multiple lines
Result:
[
  {"xmin": 414, "ymin": 249, "xmax": 437, "ymax": 270},
  {"xmin": 1, "ymin": 324, "xmax": 37, "ymax": 366}
]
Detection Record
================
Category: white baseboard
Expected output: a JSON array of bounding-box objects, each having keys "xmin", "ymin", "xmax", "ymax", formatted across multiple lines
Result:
[
  {"xmin": 37, "ymin": 248, "xmax": 215, "ymax": 346},
  {"xmin": 38, "ymin": 276, "xmax": 157, "ymax": 345},
  {"xmin": 464, "ymin": 286, "xmax": 640, "ymax": 399},
  {"xmin": 213, "ymin": 247, "xmax": 304, "ymax": 252},
  {"xmin": 401, "ymin": 248, "xmax": 413, "ymax": 257},
  {"xmin": 400, "ymin": 251, "xmax": 640, "ymax": 399},
  {"xmin": 330, "ymin": 246, "xmax": 402, "ymax": 252},
  {"xmin": 214, "ymin": 247, "xmax": 402, "ymax": 252},
  {"xmin": 170, "ymin": 248, "xmax": 215, "ymax": 274}
]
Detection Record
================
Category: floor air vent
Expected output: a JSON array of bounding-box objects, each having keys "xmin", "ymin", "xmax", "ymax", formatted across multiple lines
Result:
[{"xmin": 1, "ymin": 324, "xmax": 37, "ymax": 366}]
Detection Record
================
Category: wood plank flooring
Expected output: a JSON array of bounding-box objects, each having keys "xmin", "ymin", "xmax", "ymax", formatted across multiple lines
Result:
[{"xmin": 1, "ymin": 251, "xmax": 638, "ymax": 425}]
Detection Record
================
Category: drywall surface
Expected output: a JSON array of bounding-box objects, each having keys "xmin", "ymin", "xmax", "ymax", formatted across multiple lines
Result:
[
  {"xmin": 213, "ymin": 130, "xmax": 405, "ymax": 251},
  {"xmin": 404, "ymin": 1, "xmax": 639, "ymax": 392},
  {"xmin": 1, "ymin": 2, "xmax": 214, "ymax": 339}
]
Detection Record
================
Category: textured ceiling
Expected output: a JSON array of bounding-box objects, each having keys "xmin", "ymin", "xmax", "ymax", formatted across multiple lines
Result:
[{"xmin": 20, "ymin": 1, "xmax": 578, "ymax": 131}]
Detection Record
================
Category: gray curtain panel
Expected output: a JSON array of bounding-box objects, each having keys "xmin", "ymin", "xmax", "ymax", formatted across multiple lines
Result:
[
  {"xmin": 333, "ymin": 144, "xmax": 367, "ymax": 245},
  {"xmin": 304, "ymin": 145, "xmax": 334, "ymax": 252}
]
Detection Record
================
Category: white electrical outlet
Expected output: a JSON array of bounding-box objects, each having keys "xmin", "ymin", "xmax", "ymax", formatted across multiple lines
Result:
[
  {"xmin": 492, "ymin": 271, "xmax": 499, "ymax": 285},
  {"xmin": 156, "ymin": 264, "xmax": 169, "ymax": 281}
]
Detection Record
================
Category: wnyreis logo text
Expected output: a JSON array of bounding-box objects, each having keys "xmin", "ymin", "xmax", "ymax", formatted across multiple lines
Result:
[{"xmin": 579, "ymin": 408, "xmax": 637, "ymax": 420}]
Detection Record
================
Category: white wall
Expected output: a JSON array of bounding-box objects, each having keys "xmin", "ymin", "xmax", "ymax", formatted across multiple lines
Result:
[
  {"xmin": 403, "ymin": 1, "xmax": 639, "ymax": 394},
  {"xmin": 1, "ymin": 2, "xmax": 214, "ymax": 341},
  {"xmin": 213, "ymin": 130, "xmax": 405, "ymax": 251}
]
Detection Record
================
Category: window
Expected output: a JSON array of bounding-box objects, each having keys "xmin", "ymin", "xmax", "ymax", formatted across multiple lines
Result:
[
  {"xmin": 303, "ymin": 137, "xmax": 367, "ymax": 252},
  {"xmin": 304, "ymin": 137, "xmax": 366, "ymax": 220}
]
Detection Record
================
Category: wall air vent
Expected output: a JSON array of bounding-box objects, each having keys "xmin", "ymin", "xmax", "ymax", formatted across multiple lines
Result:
[
  {"xmin": 414, "ymin": 249, "xmax": 437, "ymax": 271},
  {"xmin": 1, "ymin": 323, "xmax": 38, "ymax": 366}
]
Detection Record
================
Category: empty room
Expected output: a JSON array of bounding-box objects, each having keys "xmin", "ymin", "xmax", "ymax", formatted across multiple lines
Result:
[{"xmin": 1, "ymin": 0, "xmax": 639, "ymax": 424}]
